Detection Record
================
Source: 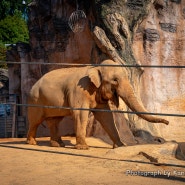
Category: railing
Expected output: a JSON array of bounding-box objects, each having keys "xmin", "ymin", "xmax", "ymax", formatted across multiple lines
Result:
[{"xmin": 0, "ymin": 60, "xmax": 185, "ymax": 137}]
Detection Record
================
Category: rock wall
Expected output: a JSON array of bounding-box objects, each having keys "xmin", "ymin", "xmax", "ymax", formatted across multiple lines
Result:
[
  {"xmin": 0, "ymin": 69, "xmax": 9, "ymax": 95},
  {"xmin": 17, "ymin": 0, "xmax": 138, "ymax": 144},
  {"xmin": 7, "ymin": 0, "xmax": 185, "ymax": 143},
  {"xmin": 133, "ymin": 0, "xmax": 185, "ymax": 142}
]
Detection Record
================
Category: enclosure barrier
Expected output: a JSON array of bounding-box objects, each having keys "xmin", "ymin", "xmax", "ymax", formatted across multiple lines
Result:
[
  {"xmin": 0, "ymin": 103, "xmax": 185, "ymax": 118},
  {"xmin": 0, "ymin": 60, "xmax": 185, "ymax": 118},
  {"xmin": 1, "ymin": 60, "xmax": 185, "ymax": 68}
]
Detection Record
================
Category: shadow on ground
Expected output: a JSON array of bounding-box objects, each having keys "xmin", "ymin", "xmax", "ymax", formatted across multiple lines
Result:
[{"xmin": 0, "ymin": 139, "xmax": 185, "ymax": 169}]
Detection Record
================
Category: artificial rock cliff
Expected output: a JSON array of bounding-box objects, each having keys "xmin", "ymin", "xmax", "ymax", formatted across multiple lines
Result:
[
  {"xmin": 7, "ymin": 0, "xmax": 185, "ymax": 144},
  {"xmin": 133, "ymin": 0, "xmax": 185, "ymax": 142}
]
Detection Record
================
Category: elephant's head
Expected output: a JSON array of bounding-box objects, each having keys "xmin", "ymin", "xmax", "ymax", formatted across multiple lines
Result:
[{"xmin": 88, "ymin": 59, "xmax": 169, "ymax": 125}]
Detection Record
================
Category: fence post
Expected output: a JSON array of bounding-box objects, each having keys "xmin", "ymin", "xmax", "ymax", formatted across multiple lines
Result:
[{"xmin": 11, "ymin": 103, "xmax": 16, "ymax": 138}]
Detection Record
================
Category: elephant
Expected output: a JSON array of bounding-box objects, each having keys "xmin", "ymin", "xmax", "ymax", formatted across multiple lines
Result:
[{"xmin": 26, "ymin": 59, "xmax": 169, "ymax": 149}]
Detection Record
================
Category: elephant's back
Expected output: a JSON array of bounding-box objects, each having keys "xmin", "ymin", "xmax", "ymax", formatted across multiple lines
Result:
[
  {"xmin": 29, "ymin": 66, "xmax": 89, "ymax": 102},
  {"xmin": 41, "ymin": 66, "xmax": 88, "ymax": 81}
]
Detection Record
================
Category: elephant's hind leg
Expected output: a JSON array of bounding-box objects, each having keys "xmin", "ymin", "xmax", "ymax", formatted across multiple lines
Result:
[
  {"xmin": 26, "ymin": 107, "xmax": 44, "ymax": 145},
  {"xmin": 46, "ymin": 117, "xmax": 65, "ymax": 147},
  {"xmin": 27, "ymin": 122, "xmax": 42, "ymax": 145}
]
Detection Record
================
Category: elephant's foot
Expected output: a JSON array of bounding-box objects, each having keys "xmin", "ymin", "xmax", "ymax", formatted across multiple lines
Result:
[
  {"xmin": 75, "ymin": 136, "xmax": 89, "ymax": 150},
  {"xmin": 75, "ymin": 144, "xmax": 89, "ymax": 150},
  {"xmin": 26, "ymin": 137, "xmax": 37, "ymax": 145},
  {"xmin": 50, "ymin": 139, "xmax": 65, "ymax": 147},
  {"xmin": 113, "ymin": 141, "xmax": 127, "ymax": 149}
]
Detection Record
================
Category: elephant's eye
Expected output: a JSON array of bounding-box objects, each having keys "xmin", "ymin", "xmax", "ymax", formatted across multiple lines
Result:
[
  {"xmin": 113, "ymin": 78, "xmax": 118, "ymax": 82},
  {"xmin": 112, "ymin": 78, "xmax": 118, "ymax": 86}
]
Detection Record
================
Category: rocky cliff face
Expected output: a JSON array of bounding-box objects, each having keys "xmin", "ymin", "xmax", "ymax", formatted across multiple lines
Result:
[
  {"xmin": 133, "ymin": 0, "xmax": 185, "ymax": 142},
  {"xmin": 7, "ymin": 0, "xmax": 185, "ymax": 144},
  {"xmin": 0, "ymin": 69, "xmax": 9, "ymax": 95}
]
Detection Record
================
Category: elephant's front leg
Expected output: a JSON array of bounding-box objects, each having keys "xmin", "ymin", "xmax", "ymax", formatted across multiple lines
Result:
[
  {"xmin": 93, "ymin": 104, "xmax": 126, "ymax": 148},
  {"xmin": 46, "ymin": 117, "xmax": 65, "ymax": 147},
  {"xmin": 73, "ymin": 110, "xmax": 89, "ymax": 150}
]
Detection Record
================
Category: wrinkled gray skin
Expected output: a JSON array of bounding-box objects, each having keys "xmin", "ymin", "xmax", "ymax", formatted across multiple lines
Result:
[{"xmin": 27, "ymin": 59, "xmax": 169, "ymax": 149}]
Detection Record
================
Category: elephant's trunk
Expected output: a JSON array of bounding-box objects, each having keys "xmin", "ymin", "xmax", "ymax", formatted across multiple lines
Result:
[{"xmin": 118, "ymin": 80, "xmax": 169, "ymax": 125}]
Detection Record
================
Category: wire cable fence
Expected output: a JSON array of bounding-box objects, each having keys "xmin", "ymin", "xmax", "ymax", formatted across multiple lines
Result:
[
  {"xmin": 1, "ymin": 60, "xmax": 185, "ymax": 68},
  {"xmin": 0, "ymin": 59, "xmax": 185, "ymax": 118},
  {"xmin": 0, "ymin": 103, "xmax": 185, "ymax": 118}
]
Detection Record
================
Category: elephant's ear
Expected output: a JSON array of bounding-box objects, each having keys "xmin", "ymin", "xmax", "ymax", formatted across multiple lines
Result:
[{"xmin": 88, "ymin": 67, "xmax": 101, "ymax": 88}]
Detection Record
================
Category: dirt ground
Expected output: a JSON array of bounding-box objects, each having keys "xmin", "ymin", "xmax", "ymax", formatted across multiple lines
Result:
[{"xmin": 0, "ymin": 137, "xmax": 184, "ymax": 185}]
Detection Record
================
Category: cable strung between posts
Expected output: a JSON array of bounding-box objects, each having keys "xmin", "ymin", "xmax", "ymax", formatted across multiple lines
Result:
[
  {"xmin": 1, "ymin": 60, "xmax": 185, "ymax": 68},
  {"xmin": 1, "ymin": 103, "xmax": 185, "ymax": 118},
  {"xmin": 1, "ymin": 60, "xmax": 184, "ymax": 118}
]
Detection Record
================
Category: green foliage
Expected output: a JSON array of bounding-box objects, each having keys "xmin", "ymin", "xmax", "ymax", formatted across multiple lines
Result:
[
  {"xmin": 0, "ymin": 0, "xmax": 31, "ymax": 68},
  {"xmin": 0, "ymin": 0, "xmax": 11, "ymax": 20},
  {"xmin": 0, "ymin": 0, "xmax": 31, "ymax": 20},
  {"xmin": 0, "ymin": 12, "xmax": 29, "ymax": 44}
]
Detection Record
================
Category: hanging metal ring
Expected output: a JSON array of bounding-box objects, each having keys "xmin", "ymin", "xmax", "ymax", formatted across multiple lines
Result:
[{"xmin": 68, "ymin": 10, "xmax": 87, "ymax": 33}]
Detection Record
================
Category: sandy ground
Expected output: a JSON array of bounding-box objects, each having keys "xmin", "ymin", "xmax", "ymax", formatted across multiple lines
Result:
[{"xmin": 0, "ymin": 137, "xmax": 185, "ymax": 185}]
